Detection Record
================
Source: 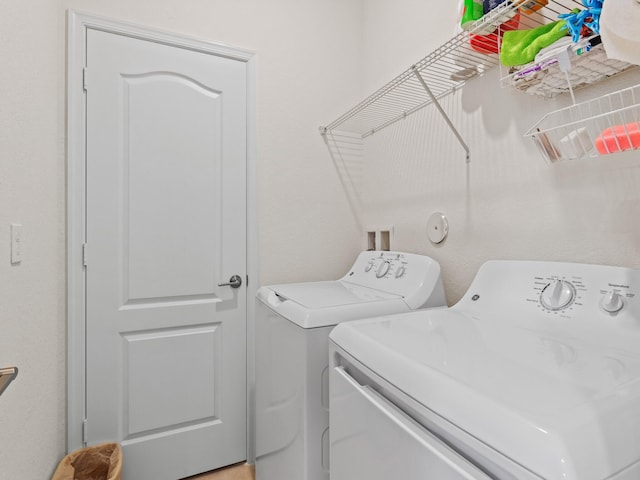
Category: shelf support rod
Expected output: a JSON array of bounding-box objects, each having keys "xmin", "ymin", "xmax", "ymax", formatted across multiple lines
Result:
[{"xmin": 411, "ymin": 66, "xmax": 470, "ymax": 163}]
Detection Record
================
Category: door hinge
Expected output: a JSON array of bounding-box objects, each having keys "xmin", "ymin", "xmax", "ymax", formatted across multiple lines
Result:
[
  {"xmin": 82, "ymin": 243, "xmax": 88, "ymax": 267},
  {"xmin": 82, "ymin": 67, "xmax": 88, "ymax": 91},
  {"xmin": 82, "ymin": 418, "xmax": 88, "ymax": 445}
]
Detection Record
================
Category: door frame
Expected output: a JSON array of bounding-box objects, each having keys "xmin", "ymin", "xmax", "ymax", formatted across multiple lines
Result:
[{"xmin": 66, "ymin": 10, "xmax": 258, "ymax": 458}]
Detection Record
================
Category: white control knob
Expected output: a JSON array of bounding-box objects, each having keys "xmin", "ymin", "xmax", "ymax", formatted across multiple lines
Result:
[
  {"xmin": 376, "ymin": 261, "xmax": 391, "ymax": 278},
  {"xmin": 540, "ymin": 280, "xmax": 576, "ymax": 311},
  {"xmin": 395, "ymin": 265, "xmax": 406, "ymax": 278},
  {"xmin": 365, "ymin": 262, "xmax": 374, "ymax": 272},
  {"xmin": 601, "ymin": 291, "xmax": 624, "ymax": 313}
]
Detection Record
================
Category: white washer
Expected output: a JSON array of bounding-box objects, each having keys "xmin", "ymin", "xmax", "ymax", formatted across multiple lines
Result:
[
  {"xmin": 330, "ymin": 260, "xmax": 640, "ymax": 480},
  {"xmin": 255, "ymin": 251, "xmax": 446, "ymax": 480}
]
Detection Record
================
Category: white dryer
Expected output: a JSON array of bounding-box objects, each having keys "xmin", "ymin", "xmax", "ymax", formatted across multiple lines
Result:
[
  {"xmin": 255, "ymin": 251, "xmax": 446, "ymax": 480},
  {"xmin": 330, "ymin": 260, "xmax": 640, "ymax": 480}
]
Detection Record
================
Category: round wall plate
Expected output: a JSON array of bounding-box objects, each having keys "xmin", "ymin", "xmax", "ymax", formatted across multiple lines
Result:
[{"xmin": 427, "ymin": 212, "xmax": 448, "ymax": 244}]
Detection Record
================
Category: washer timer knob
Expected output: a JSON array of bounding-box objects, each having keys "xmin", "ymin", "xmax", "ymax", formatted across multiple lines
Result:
[
  {"xmin": 601, "ymin": 291, "xmax": 624, "ymax": 313},
  {"xmin": 376, "ymin": 261, "xmax": 391, "ymax": 278},
  {"xmin": 540, "ymin": 279, "xmax": 576, "ymax": 311}
]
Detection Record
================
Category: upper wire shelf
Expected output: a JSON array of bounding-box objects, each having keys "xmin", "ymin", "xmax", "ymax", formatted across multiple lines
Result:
[{"xmin": 320, "ymin": 0, "xmax": 590, "ymax": 139}]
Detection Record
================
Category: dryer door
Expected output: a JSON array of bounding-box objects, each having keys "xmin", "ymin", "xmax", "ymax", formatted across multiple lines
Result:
[{"xmin": 330, "ymin": 366, "xmax": 493, "ymax": 480}]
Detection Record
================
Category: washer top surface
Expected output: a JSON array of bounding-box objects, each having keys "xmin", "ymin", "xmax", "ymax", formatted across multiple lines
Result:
[
  {"xmin": 330, "ymin": 260, "xmax": 640, "ymax": 480},
  {"xmin": 265, "ymin": 280, "xmax": 402, "ymax": 309},
  {"xmin": 257, "ymin": 251, "xmax": 446, "ymax": 328},
  {"xmin": 257, "ymin": 281, "xmax": 410, "ymax": 329}
]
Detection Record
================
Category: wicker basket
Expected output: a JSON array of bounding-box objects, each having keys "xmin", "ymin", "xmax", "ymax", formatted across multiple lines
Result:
[{"xmin": 51, "ymin": 443, "xmax": 122, "ymax": 480}]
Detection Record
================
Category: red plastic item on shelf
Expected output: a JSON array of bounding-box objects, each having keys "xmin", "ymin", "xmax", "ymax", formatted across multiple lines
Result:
[
  {"xmin": 470, "ymin": 13, "xmax": 520, "ymax": 55},
  {"xmin": 595, "ymin": 123, "xmax": 640, "ymax": 155}
]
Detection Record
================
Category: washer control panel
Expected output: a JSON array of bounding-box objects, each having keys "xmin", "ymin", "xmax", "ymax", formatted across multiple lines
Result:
[
  {"xmin": 362, "ymin": 252, "xmax": 410, "ymax": 280},
  {"xmin": 343, "ymin": 251, "xmax": 445, "ymax": 310}
]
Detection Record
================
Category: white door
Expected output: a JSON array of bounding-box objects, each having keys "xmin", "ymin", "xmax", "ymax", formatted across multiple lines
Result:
[{"xmin": 84, "ymin": 28, "xmax": 247, "ymax": 480}]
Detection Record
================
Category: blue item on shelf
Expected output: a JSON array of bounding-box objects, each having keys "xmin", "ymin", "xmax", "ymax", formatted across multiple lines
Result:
[{"xmin": 558, "ymin": 0, "xmax": 602, "ymax": 42}]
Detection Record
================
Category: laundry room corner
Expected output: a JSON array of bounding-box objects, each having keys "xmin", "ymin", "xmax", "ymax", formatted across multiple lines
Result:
[{"xmin": 351, "ymin": 0, "xmax": 640, "ymax": 303}]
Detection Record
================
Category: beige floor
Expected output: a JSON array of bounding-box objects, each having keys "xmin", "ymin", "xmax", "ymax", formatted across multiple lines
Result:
[{"xmin": 185, "ymin": 463, "xmax": 254, "ymax": 480}]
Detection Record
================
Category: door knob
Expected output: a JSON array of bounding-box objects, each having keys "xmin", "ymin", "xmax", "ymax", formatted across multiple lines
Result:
[{"xmin": 218, "ymin": 275, "xmax": 243, "ymax": 289}]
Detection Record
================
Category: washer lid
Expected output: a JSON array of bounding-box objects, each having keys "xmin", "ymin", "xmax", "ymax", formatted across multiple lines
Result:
[
  {"xmin": 267, "ymin": 280, "xmax": 401, "ymax": 309},
  {"xmin": 330, "ymin": 309, "xmax": 640, "ymax": 480},
  {"xmin": 257, "ymin": 281, "xmax": 408, "ymax": 329}
]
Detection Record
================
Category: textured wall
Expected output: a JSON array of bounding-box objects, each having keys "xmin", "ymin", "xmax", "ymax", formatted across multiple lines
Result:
[
  {"xmin": 0, "ymin": 0, "xmax": 66, "ymax": 478},
  {"xmin": 358, "ymin": 0, "xmax": 640, "ymax": 304}
]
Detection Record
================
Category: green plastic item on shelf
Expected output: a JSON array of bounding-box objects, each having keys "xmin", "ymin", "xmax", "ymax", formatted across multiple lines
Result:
[{"xmin": 500, "ymin": 20, "xmax": 569, "ymax": 66}]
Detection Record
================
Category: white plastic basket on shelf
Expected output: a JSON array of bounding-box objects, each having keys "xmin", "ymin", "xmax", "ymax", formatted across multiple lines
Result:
[{"xmin": 525, "ymin": 83, "xmax": 640, "ymax": 163}]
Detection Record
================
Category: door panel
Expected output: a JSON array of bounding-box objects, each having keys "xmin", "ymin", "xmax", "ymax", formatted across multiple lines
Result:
[
  {"xmin": 124, "ymin": 73, "xmax": 222, "ymax": 301},
  {"xmin": 124, "ymin": 325, "xmax": 219, "ymax": 435},
  {"xmin": 85, "ymin": 28, "xmax": 247, "ymax": 480}
]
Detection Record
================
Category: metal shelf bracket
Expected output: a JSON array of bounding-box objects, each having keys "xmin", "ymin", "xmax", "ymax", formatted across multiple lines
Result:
[{"xmin": 411, "ymin": 66, "xmax": 471, "ymax": 163}]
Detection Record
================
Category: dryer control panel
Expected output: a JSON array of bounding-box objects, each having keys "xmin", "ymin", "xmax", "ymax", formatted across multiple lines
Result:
[
  {"xmin": 532, "ymin": 273, "xmax": 637, "ymax": 318},
  {"xmin": 342, "ymin": 251, "xmax": 446, "ymax": 310},
  {"xmin": 458, "ymin": 260, "xmax": 639, "ymax": 321}
]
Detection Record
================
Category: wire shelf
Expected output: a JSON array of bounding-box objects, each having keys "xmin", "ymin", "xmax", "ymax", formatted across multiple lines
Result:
[
  {"xmin": 321, "ymin": 33, "xmax": 500, "ymax": 138},
  {"xmin": 320, "ymin": 0, "xmax": 585, "ymax": 139},
  {"xmin": 501, "ymin": 40, "xmax": 635, "ymax": 98},
  {"xmin": 525, "ymin": 83, "xmax": 640, "ymax": 163}
]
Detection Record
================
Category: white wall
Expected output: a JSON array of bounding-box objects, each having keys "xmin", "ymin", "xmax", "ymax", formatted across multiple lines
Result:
[
  {"xmin": 357, "ymin": 0, "xmax": 640, "ymax": 304},
  {"xmin": 0, "ymin": 0, "xmax": 66, "ymax": 477},
  {"xmin": 0, "ymin": 1, "xmax": 363, "ymax": 478}
]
